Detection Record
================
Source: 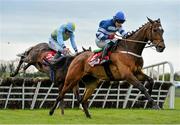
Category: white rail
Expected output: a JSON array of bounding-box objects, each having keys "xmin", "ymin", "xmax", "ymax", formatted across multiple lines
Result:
[
  {"xmin": 143, "ymin": 61, "xmax": 175, "ymax": 109},
  {"xmin": 0, "ymin": 61, "xmax": 174, "ymax": 109}
]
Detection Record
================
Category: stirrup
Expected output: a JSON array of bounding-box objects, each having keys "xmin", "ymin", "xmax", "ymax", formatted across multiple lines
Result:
[
  {"xmin": 50, "ymin": 56, "xmax": 63, "ymax": 65},
  {"xmin": 100, "ymin": 59, "xmax": 109, "ymax": 64}
]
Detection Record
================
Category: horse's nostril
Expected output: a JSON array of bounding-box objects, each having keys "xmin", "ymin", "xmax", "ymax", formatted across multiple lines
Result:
[{"xmin": 158, "ymin": 46, "xmax": 165, "ymax": 52}]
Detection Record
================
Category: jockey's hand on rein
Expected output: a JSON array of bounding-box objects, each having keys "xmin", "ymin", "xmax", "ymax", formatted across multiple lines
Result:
[
  {"xmin": 62, "ymin": 48, "xmax": 70, "ymax": 55},
  {"xmin": 123, "ymin": 32, "xmax": 131, "ymax": 39},
  {"xmin": 108, "ymin": 34, "xmax": 115, "ymax": 39}
]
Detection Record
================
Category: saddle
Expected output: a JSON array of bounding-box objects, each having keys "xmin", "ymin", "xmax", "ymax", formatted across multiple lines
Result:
[{"xmin": 88, "ymin": 48, "xmax": 112, "ymax": 67}]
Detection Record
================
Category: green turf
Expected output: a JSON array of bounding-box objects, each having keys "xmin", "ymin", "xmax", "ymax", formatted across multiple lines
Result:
[{"xmin": 0, "ymin": 97, "xmax": 179, "ymax": 124}]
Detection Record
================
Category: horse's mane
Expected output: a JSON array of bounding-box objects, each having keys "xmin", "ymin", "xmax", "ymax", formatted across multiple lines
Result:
[
  {"xmin": 125, "ymin": 21, "xmax": 150, "ymax": 39},
  {"xmin": 112, "ymin": 21, "xmax": 151, "ymax": 51},
  {"xmin": 76, "ymin": 46, "xmax": 92, "ymax": 56}
]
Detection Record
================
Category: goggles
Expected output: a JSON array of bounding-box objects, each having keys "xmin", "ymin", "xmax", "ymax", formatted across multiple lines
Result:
[
  {"xmin": 115, "ymin": 19, "xmax": 125, "ymax": 24},
  {"xmin": 65, "ymin": 29, "xmax": 72, "ymax": 33}
]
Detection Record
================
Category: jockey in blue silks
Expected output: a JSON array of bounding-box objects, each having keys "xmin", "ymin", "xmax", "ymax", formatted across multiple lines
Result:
[
  {"xmin": 95, "ymin": 11, "xmax": 128, "ymax": 64},
  {"xmin": 48, "ymin": 22, "xmax": 78, "ymax": 64}
]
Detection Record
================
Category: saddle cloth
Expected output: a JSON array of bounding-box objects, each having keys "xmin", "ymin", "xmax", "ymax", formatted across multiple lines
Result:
[
  {"xmin": 45, "ymin": 50, "xmax": 56, "ymax": 61},
  {"xmin": 88, "ymin": 50, "xmax": 111, "ymax": 67}
]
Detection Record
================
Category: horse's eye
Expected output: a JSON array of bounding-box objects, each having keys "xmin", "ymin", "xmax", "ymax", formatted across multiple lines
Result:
[{"xmin": 153, "ymin": 29, "xmax": 157, "ymax": 32}]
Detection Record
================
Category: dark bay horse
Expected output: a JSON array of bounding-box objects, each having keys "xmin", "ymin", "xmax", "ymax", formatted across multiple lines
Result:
[
  {"xmin": 49, "ymin": 17, "xmax": 165, "ymax": 118},
  {"xmin": 10, "ymin": 43, "xmax": 88, "ymax": 114}
]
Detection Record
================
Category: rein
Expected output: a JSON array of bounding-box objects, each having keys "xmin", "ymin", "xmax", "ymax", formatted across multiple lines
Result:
[
  {"xmin": 115, "ymin": 34, "xmax": 155, "ymax": 48},
  {"xmin": 115, "ymin": 34, "xmax": 151, "ymax": 44},
  {"xmin": 114, "ymin": 34, "xmax": 154, "ymax": 58}
]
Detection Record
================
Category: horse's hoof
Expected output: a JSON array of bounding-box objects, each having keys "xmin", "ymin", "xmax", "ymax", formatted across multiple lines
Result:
[
  {"xmin": 10, "ymin": 73, "xmax": 14, "ymax": 77},
  {"xmin": 138, "ymin": 96, "xmax": 147, "ymax": 101},
  {"xmin": 49, "ymin": 110, "xmax": 54, "ymax": 116},
  {"xmin": 152, "ymin": 105, "xmax": 160, "ymax": 110},
  {"xmin": 61, "ymin": 110, "xmax": 64, "ymax": 115},
  {"xmin": 86, "ymin": 114, "xmax": 91, "ymax": 119},
  {"xmin": 79, "ymin": 104, "xmax": 84, "ymax": 112}
]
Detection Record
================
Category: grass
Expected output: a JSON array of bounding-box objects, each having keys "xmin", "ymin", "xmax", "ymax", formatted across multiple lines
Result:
[
  {"xmin": 0, "ymin": 97, "xmax": 180, "ymax": 124},
  {"xmin": 0, "ymin": 108, "xmax": 180, "ymax": 124}
]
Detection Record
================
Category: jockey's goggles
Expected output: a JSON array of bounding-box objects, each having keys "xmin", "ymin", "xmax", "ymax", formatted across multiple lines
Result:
[
  {"xmin": 65, "ymin": 29, "xmax": 73, "ymax": 33},
  {"xmin": 116, "ymin": 19, "xmax": 125, "ymax": 24}
]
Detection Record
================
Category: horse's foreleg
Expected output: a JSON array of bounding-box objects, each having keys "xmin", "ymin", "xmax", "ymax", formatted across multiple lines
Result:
[
  {"xmin": 136, "ymin": 72, "xmax": 154, "ymax": 97},
  {"xmin": 58, "ymin": 83, "xmax": 65, "ymax": 115},
  {"xmin": 49, "ymin": 64, "xmax": 84, "ymax": 116},
  {"xmin": 10, "ymin": 58, "xmax": 24, "ymax": 77},
  {"xmin": 49, "ymin": 79, "xmax": 80, "ymax": 116},
  {"xmin": 49, "ymin": 82, "xmax": 64, "ymax": 116},
  {"xmin": 127, "ymin": 73, "xmax": 160, "ymax": 109},
  {"xmin": 143, "ymin": 74, "xmax": 154, "ymax": 96},
  {"xmin": 49, "ymin": 93, "xmax": 62, "ymax": 116},
  {"xmin": 23, "ymin": 63, "xmax": 32, "ymax": 71}
]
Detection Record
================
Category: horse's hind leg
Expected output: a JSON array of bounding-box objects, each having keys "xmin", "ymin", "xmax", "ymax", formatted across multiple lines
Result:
[
  {"xmin": 49, "ymin": 87, "xmax": 63, "ymax": 116},
  {"xmin": 10, "ymin": 57, "xmax": 24, "ymax": 77},
  {"xmin": 73, "ymin": 84, "xmax": 81, "ymax": 103},
  {"xmin": 127, "ymin": 73, "xmax": 160, "ymax": 109},
  {"xmin": 81, "ymin": 82, "xmax": 98, "ymax": 118}
]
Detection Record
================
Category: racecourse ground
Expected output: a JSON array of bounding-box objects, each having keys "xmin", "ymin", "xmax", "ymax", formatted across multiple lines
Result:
[{"xmin": 0, "ymin": 97, "xmax": 179, "ymax": 124}]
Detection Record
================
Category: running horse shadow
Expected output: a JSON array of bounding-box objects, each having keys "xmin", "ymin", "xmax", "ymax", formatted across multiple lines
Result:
[
  {"xmin": 10, "ymin": 42, "xmax": 91, "ymax": 115},
  {"xmin": 49, "ymin": 17, "xmax": 166, "ymax": 118}
]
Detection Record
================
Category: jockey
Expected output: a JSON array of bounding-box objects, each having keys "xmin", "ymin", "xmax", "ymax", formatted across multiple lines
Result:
[
  {"xmin": 95, "ymin": 11, "xmax": 128, "ymax": 64},
  {"xmin": 48, "ymin": 22, "xmax": 78, "ymax": 64}
]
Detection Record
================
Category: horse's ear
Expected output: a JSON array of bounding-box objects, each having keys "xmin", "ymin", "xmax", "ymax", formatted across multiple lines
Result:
[
  {"xmin": 157, "ymin": 18, "xmax": 161, "ymax": 23},
  {"xmin": 147, "ymin": 17, "xmax": 154, "ymax": 23},
  {"xmin": 82, "ymin": 46, "xmax": 86, "ymax": 51},
  {"xmin": 89, "ymin": 47, "xmax": 92, "ymax": 51}
]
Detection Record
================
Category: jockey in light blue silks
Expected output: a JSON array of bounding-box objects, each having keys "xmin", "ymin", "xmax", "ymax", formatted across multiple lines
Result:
[
  {"xmin": 95, "ymin": 11, "xmax": 128, "ymax": 64},
  {"xmin": 48, "ymin": 22, "xmax": 78, "ymax": 64}
]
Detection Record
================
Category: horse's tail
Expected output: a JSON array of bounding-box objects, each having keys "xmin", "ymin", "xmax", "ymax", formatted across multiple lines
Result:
[
  {"xmin": 17, "ymin": 46, "xmax": 34, "ymax": 58},
  {"xmin": 10, "ymin": 56, "xmax": 24, "ymax": 77},
  {"xmin": 11, "ymin": 46, "xmax": 34, "ymax": 77}
]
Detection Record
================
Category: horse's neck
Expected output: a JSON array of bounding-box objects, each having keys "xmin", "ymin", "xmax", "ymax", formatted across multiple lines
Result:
[{"xmin": 118, "ymin": 23, "xmax": 150, "ymax": 55}]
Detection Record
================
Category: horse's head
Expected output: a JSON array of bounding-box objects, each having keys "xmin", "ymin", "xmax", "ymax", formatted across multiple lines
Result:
[{"xmin": 147, "ymin": 17, "xmax": 165, "ymax": 52}]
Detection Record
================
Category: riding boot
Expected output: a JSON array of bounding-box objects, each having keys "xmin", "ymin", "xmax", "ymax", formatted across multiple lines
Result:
[
  {"xmin": 50, "ymin": 51, "xmax": 62, "ymax": 65},
  {"xmin": 100, "ymin": 43, "xmax": 112, "ymax": 64}
]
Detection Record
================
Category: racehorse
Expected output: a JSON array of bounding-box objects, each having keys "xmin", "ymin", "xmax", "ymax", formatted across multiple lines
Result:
[
  {"xmin": 49, "ymin": 17, "xmax": 165, "ymax": 118},
  {"xmin": 10, "ymin": 43, "xmax": 90, "ymax": 114}
]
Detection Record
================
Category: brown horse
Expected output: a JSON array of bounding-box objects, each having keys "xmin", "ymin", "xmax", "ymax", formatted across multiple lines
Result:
[
  {"xmin": 10, "ymin": 43, "xmax": 88, "ymax": 114},
  {"xmin": 49, "ymin": 17, "xmax": 165, "ymax": 118}
]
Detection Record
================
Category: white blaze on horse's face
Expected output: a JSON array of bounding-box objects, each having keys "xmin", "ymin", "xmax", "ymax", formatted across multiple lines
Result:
[{"xmin": 159, "ymin": 26, "xmax": 163, "ymax": 30}]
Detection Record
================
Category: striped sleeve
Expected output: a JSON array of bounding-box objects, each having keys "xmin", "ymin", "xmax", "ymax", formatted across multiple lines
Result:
[{"xmin": 119, "ymin": 27, "xmax": 127, "ymax": 36}]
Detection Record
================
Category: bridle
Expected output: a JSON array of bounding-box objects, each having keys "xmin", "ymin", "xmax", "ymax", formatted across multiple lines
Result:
[
  {"xmin": 115, "ymin": 20, "xmax": 164, "ymax": 49},
  {"xmin": 115, "ymin": 34, "xmax": 157, "ymax": 49},
  {"xmin": 114, "ymin": 25, "xmax": 163, "ymax": 58}
]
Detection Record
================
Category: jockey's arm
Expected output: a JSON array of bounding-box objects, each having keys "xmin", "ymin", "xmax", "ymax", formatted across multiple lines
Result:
[
  {"xmin": 96, "ymin": 27, "xmax": 109, "ymax": 41},
  {"xmin": 57, "ymin": 27, "xmax": 66, "ymax": 49},
  {"xmin": 70, "ymin": 33, "xmax": 78, "ymax": 52},
  {"xmin": 118, "ymin": 27, "xmax": 127, "ymax": 37},
  {"xmin": 96, "ymin": 20, "xmax": 114, "ymax": 41}
]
